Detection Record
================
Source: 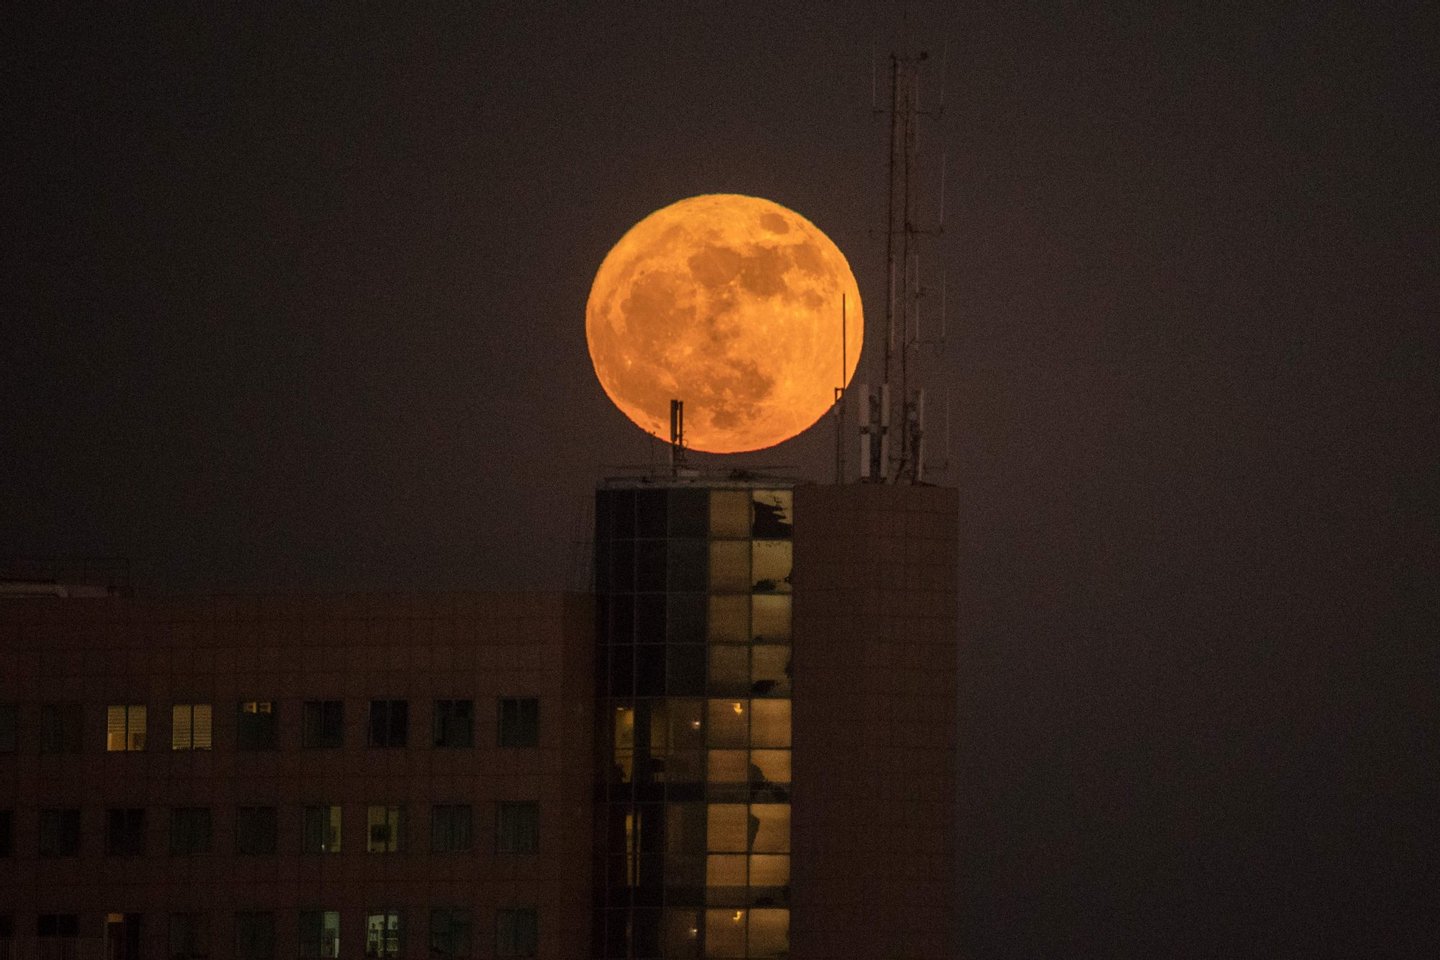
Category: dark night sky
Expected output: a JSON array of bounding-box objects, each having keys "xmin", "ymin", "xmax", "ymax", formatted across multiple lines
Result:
[{"xmin": 4, "ymin": 3, "xmax": 1437, "ymax": 956}]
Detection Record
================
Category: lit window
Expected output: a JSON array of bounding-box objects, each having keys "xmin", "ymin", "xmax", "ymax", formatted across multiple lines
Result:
[
  {"xmin": 237, "ymin": 701, "xmax": 277, "ymax": 750},
  {"xmin": 169, "ymin": 807, "xmax": 212, "ymax": 855},
  {"xmin": 428, "ymin": 908, "xmax": 471, "ymax": 960},
  {"xmin": 708, "ymin": 540, "xmax": 750, "ymax": 592},
  {"xmin": 498, "ymin": 698, "xmax": 538, "ymax": 748},
  {"xmin": 748, "ymin": 908, "xmax": 789, "ymax": 958},
  {"xmin": 169, "ymin": 913, "xmax": 209, "ymax": 960},
  {"xmin": 298, "ymin": 911, "xmax": 340, "ymax": 960},
  {"xmin": 704, "ymin": 909, "xmax": 745, "ymax": 958},
  {"xmin": 366, "ymin": 806, "xmax": 404, "ymax": 853},
  {"xmin": 235, "ymin": 807, "xmax": 277, "ymax": 855},
  {"xmin": 364, "ymin": 910, "xmax": 401, "ymax": 959},
  {"xmin": 171, "ymin": 704, "xmax": 213, "ymax": 750},
  {"xmin": 303, "ymin": 805, "xmax": 342, "ymax": 854},
  {"xmin": 430, "ymin": 805, "xmax": 472, "ymax": 853},
  {"xmin": 234, "ymin": 912, "xmax": 274, "ymax": 960},
  {"xmin": 106, "ymin": 704, "xmax": 146, "ymax": 751},
  {"xmin": 302, "ymin": 700, "xmax": 344, "ymax": 748},
  {"xmin": 105, "ymin": 807, "xmax": 145, "ymax": 857},
  {"xmin": 751, "ymin": 540, "xmax": 792, "ymax": 593},
  {"xmin": 368, "ymin": 700, "xmax": 408, "ymax": 748},
  {"xmin": 496, "ymin": 802, "xmax": 538, "ymax": 854},
  {"xmin": 433, "ymin": 700, "xmax": 474, "ymax": 748},
  {"xmin": 495, "ymin": 908, "xmax": 537, "ymax": 959}
]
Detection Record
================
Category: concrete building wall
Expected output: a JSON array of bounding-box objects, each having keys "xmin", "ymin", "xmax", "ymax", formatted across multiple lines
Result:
[
  {"xmin": 791, "ymin": 484, "xmax": 959, "ymax": 960},
  {"xmin": 0, "ymin": 591, "xmax": 593, "ymax": 960}
]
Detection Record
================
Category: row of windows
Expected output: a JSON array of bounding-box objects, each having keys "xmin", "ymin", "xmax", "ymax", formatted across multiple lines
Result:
[
  {"xmin": 596, "ymin": 487, "xmax": 794, "ymax": 542},
  {"xmin": 0, "ymin": 907, "xmax": 537, "ymax": 959},
  {"xmin": 0, "ymin": 698, "xmax": 539, "ymax": 753},
  {"xmin": 0, "ymin": 802, "xmax": 538, "ymax": 857}
]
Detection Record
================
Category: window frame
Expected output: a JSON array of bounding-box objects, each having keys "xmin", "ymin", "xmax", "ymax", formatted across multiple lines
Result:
[
  {"xmin": 106, "ymin": 704, "xmax": 147, "ymax": 752},
  {"xmin": 497, "ymin": 697, "xmax": 539, "ymax": 748},
  {"xmin": 171, "ymin": 703, "xmax": 213, "ymax": 751},
  {"xmin": 367, "ymin": 699, "xmax": 408, "ymax": 748},
  {"xmin": 301, "ymin": 700, "xmax": 344, "ymax": 749}
]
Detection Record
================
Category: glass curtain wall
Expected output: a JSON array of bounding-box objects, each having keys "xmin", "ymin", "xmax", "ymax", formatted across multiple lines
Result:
[{"xmin": 596, "ymin": 483, "xmax": 793, "ymax": 960}]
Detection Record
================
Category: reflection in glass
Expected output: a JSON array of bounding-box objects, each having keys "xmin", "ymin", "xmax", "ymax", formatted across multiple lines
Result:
[
  {"xmin": 749, "ymin": 700, "xmax": 791, "ymax": 748},
  {"xmin": 709, "ymin": 541, "xmax": 749, "ymax": 593},
  {"xmin": 706, "ymin": 805, "xmax": 749, "ymax": 852},
  {"xmin": 706, "ymin": 701, "xmax": 747, "ymax": 748},
  {"xmin": 709, "ymin": 490, "xmax": 750, "ymax": 539},
  {"xmin": 708, "ymin": 646, "xmax": 749, "ymax": 695},
  {"xmin": 748, "ymin": 908, "xmax": 789, "ymax": 959},
  {"xmin": 707, "ymin": 750, "xmax": 749, "ymax": 784},
  {"xmin": 706, "ymin": 853, "xmax": 746, "ymax": 887},
  {"xmin": 707, "ymin": 595, "xmax": 749, "ymax": 643},
  {"xmin": 750, "ymin": 750, "xmax": 791, "ymax": 785},
  {"xmin": 751, "ymin": 490, "xmax": 793, "ymax": 538},
  {"xmin": 749, "ymin": 854, "xmax": 789, "ymax": 887},
  {"xmin": 750, "ymin": 595, "xmax": 790, "ymax": 642},
  {"xmin": 662, "ymin": 908, "xmax": 702, "ymax": 959},
  {"xmin": 749, "ymin": 805, "xmax": 789, "ymax": 853},
  {"xmin": 704, "ymin": 909, "xmax": 746, "ymax": 958},
  {"xmin": 750, "ymin": 646, "xmax": 790, "ymax": 696},
  {"xmin": 751, "ymin": 540, "xmax": 792, "ymax": 593}
]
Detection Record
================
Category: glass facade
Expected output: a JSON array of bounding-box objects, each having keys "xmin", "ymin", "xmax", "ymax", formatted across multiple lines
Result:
[{"xmin": 595, "ymin": 482, "xmax": 793, "ymax": 959}]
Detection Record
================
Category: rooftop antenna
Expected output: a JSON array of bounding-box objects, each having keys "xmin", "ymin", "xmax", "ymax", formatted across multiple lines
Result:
[
  {"xmin": 668, "ymin": 399, "xmax": 688, "ymax": 476},
  {"xmin": 834, "ymin": 294, "xmax": 848, "ymax": 483}
]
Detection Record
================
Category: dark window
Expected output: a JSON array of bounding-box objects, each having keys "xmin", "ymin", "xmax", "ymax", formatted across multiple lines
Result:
[
  {"xmin": 236, "ymin": 806, "xmax": 277, "ymax": 855},
  {"xmin": 40, "ymin": 703, "xmax": 83, "ymax": 753},
  {"xmin": 430, "ymin": 805, "xmax": 472, "ymax": 853},
  {"xmin": 105, "ymin": 913, "xmax": 142, "ymax": 960},
  {"xmin": 498, "ymin": 698, "xmax": 538, "ymax": 748},
  {"xmin": 668, "ymin": 487, "xmax": 709, "ymax": 537},
  {"xmin": 429, "ymin": 908, "xmax": 471, "ymax": 959},
  {"xmin": 170, "ymin": 913, "xmax": 210, "ymax": 960},
  {"xmin": 432, "ymin": 700, "xmax": 473, "ymax": 748},
  {"xmin": 38, "ymin": 913, "xmax": 80, "ymax": 958},
  {"xmin": 106, "ymin": 807, "xmax": 146, "ymax": 856},
  {"xmin": 496, "ymin": 802, "xmax": 538, "ymax": 854},
  {"xmin": 38, "ymin": 808, "xmax": 80, "ymax": 857},
  {"xmin": 302, "ymin": 700, "xmax": 344, "ymax": 748},
  {"xmin": 0, "ymin": 704, "xmax": 16, "ymax": 752},
  {"xmin": 234, "ymin": 912, "xmax": 275, "ymax": 960},
  {"xmin": 302, "ymin": 805, "xmax": 342, "ymax": 853},
  {"xmin": 298, "ymin": 911, "xmax": 340, "ymax": 959},
  {"xmin": 0, "ymin": 809, "xmax": 12, "ymax": 857},
  {"xmin": 0, "ymin": 915, "xmax": 12, "ymax": 950},
  {"xmin": 368, "ymin": 700, "xmax": 408, "ymax": 748},
  {"xmin": 495, "ymin": 908, "xmax": 537, "ymax": 959},
  {"xmin": 237, "ymin": 701, "xmax": 277, "ymax": 750},
  {"xmin": 170, "ymin": 807, "xmax": 212, "ymax": 856}
]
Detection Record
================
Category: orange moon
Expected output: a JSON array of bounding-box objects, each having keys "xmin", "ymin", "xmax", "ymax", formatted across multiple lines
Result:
[{"xmin": 586, "ymin": 194, "xmax": 863, "ymax": 453}]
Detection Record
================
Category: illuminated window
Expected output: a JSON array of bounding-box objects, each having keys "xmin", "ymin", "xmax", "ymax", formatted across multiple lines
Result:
[
  {"xmin": 709, "ymin": 490, "xmax": 750, "ymax": 538},
  {"xmin": 38, "ymin": 808, "xmax": 80, "ymax": 857},
  {"xmin": 428, "ymin": 908, "xmax": 471, "ymax": 960},
  {"xmin": 704, "ymin": 909, "xmax": 745, "ymax": 958},
  {"xmin": 706, "ymin": 700, "xmax": 748, "ymax": 748},
  {"xmin": 431, "ymin": 805, "xmax": 472, "ymax": 852},
  {"xmin": 169, "ymin": 807, "xmax": 212, "ymax": 855},
  {"xmin": 0, "ymin": 704, "xmax": 15, "ymax": 752},
  {"xmin": 498, "ymin": 697, "xmax": 538, "ymax": 747},
  {"xmin": 495, "ymin": 908, "xmax": 537, "ymax": 959},
  {"xmin": 0, "ymin": 809, "xmax": 12, "ymax": 857},
  {"xmin": 751, "ymin": 540, "xmax": 792, "ymax": 593},
  {"xmin": 708, "ymin": 541, "xmax": 750, "ymax": 592},
  {"xmin": 302, "ymin": 700, "xmax": 344, "ymax": 748},
  {"xmin": 171, "ymin": 703, "xmax": 213, "ymax": 750},
  {"xmin": 169, "ymin": 913, "xmax": 209, "ymax": 960},
  {"xmin": 364, "ymin": 910, "xmax": 401, "ymax": 959},
  {"xmin": 747, "ymin": 908, "xmax": 789, "ymax": 958},
  {"xmin": 496, "ymin": 802, "xmax": 538, "ymax": 854},
  {"xmin": 234, "ymin": 912, "xmax": 275, "ymax": 960},
  {"xmin": 750, "ymin": 646, "xmax": 791, "ymax": 696},
  {"xmin": 750, "ymin": 595, "xmax": 791, "ymax": 642},
  {"xmin": 106, "ymin": 704, "xmax": 146, "ymax": 751},
  {"xmin": 237, "ymin": 701, "xmax": 276, "ymax": 750},
  {"xmin": 366, "ymin": 805, "xmax": 404, "ymax": 853},
  {"xmin": 368, "ymin": 700, "xmax": 407, "ymax": 747},
  {"xmin": 235, "ymin": 807, "xmax": 277, "ymax": 855},
  {"xmin": 750, "ymin": 700, "xmax": 790, "ymax": 748},
  {"xmin": 105, "ymin": 807, "xmax": 145, "ymax": 856},
  {"xmin": 298, "ymin": 910, "xmax": 340, "ymax": 959},
  {"xmin": 303, "ymin": 805, "xmax": 342, "ymax": 854},
  {"xmin": 432, "ymin": 699, "xmax": 473, "ymax": 748}
]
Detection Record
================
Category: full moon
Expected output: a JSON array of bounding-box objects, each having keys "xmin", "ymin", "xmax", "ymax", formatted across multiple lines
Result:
[{"xmin": 586, "ymin": 194, "xmax": 863, "ymax": 453}]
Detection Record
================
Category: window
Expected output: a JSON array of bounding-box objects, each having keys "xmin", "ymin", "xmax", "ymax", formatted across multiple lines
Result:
[
  {"xmin": 237, "ymin": 701, "xmax": 277, "ymax": 750},
  {"xmin": 429, "ymin": 909, "xmax": 470, "ymax": 960},
  {"xmin": 368, "ymin": 700, "xmax": 408, "ymax": 748},
  {"xmin": 432, "ymin": 699, "xmax": 473, "ymax": 748},
  {"xmin": 298, "ymin": 911, "xmax": 340, "ymax": 959},
  {"xmin": 0, "ymin": 809, "xmax": 12, "ymax": 857},
  {"xmin": 364, "ymin": 910, "xmax": 401, "ymax": 959},
  {"xmin": 40, "ymin": 702, "xmax": 83, "ymax": 753},
  {"xmin": 38, "ymin": 914, "xmax": 80, "ymax": 960},
  {"xmin": 366, "ymin": 805, "xmax": 404, "ymax": 853},
  {"xmin": 170, "ymin": 913, "xmax": 210, "ymax": 960},
  {"xmin": 105, "ymin": 912, "xmax": 142, "ymax": 960},
  {"xmin": 495, "ymin": 908, "xmax": 537, "ymax": 959},
  {"xmin": 302, "ymin": 700, "xmax": 344, "ymax": 748},
  {"xmin": 0, "ymin": 916, "xmax": 11, "ymax": 957},
  {"xmin": 39, "ymin": 808, "xmax": 80, "ymax": 857},
  {"xmin": 106, "ymin": 807, "xmax": 145, "ymax": 856},
  {"xmin": 107, "ymin": 704, "xmax": 147, "ymax": 751},
  {"xmin": 430, "ymin": 805, "xmax": 472, "ymax": 853},
  {"xmin": 170, "ymin": 807, "xmax": 212, "ymax": 855},
  {"xmin": 234, "ymin": 912, "xmax": 275, "ymax": 960},
  {"xmin": 236, "ymin": 806, "xmax": 277, "ymax": 855},
  {"xmin": 172, "ymin": 704, "xmax": 213, "ymax": 750},
  {"xmin": 303, "ymin": 805, "xmax": 342, "ymax": 853},
  {"xmin": 0, "ymin": 704, "xmax": 15, "ymax": 752},
  {"xmin": 496, "ymin": 802, "xmax": 538, "ymax": 854},
  {"xmin": 498, "ymin": 698, "xmax": 538, "ymax": 748}
]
